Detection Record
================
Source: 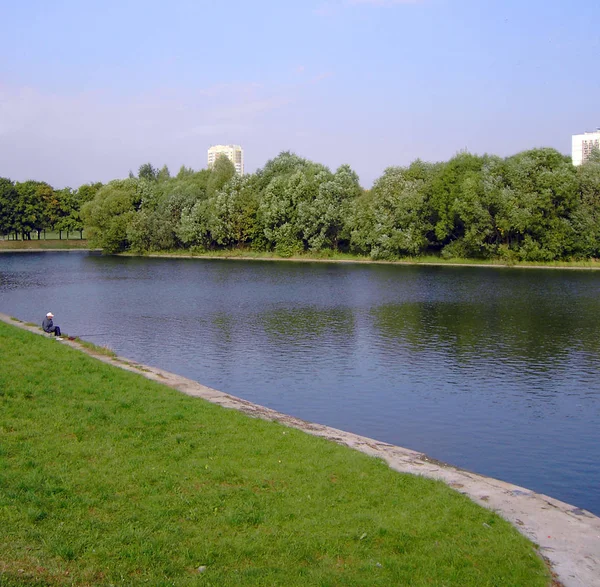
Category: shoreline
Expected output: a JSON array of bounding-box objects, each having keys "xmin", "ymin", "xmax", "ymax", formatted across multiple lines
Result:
[
  {"xmin": 1, "ymin": 312, "xmax": 599, "ymax": 586},
  {"xmin": 145, "ymin": 252, "xmax": 600, "ymax": 271},
  {"xmin": 3, "ymin": 246, "xmax": 600, "ymax": 271}
]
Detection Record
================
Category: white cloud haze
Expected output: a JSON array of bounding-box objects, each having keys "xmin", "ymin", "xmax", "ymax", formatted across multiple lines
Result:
[{"xmin": 0, "ymin": 71, "xmax": 335, "ymax": 187}]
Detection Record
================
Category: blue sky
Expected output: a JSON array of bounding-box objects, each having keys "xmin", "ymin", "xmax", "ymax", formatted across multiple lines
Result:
[{"xmin": 1, "ymin": 0, "xmax": 599, "ymax": 188}]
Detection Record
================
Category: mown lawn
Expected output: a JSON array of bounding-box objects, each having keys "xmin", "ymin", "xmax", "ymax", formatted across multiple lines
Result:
[
  {"xmin": 0, "ymin": 239, "xmax": 89, "ymax": 250},
  {"xmin": 0, "ymin": 321, "xmax": 550, "ymax": 586}
]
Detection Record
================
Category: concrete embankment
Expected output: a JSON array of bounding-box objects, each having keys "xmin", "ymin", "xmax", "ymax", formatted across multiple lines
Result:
[{"xmin": 1, "ymin": 312, "xmax": 599, "ymax": 587}]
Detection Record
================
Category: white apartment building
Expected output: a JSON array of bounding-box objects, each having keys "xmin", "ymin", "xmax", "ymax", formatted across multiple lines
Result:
[
  {"xmin": 207, "ymin": 144, "xmax": 244, "ymax": 175},
  {"xmin": 572, "ymin": 130, "xmax": 600, "ymax": 166}
]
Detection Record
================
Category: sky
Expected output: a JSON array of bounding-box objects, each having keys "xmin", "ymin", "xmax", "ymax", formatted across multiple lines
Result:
[{"xmin": 1, "ymin": 0, "xmax": 599, "ymax": 189}]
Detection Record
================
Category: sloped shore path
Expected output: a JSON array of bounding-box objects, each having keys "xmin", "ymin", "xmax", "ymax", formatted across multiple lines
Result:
[{"xmin": 2, "ymin": 312, "xmax": 599, "ymax": 587}]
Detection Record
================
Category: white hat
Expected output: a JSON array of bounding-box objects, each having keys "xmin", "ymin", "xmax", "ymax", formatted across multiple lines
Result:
[{"xmin": 46, "ymin": 312, "xmax": 54, "ymax": 317}]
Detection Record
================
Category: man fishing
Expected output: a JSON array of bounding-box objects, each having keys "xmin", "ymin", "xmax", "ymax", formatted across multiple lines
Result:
[{"xmin": 42, "ymin": 312, "xmax": 62, "ymax": 339}]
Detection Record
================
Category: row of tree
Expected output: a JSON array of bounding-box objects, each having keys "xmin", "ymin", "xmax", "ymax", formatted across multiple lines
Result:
[
  {"xmin": 3, "ymin": 147, "xmax": 600, "ymax": 260},
  {"xmin": 0, "ymin": 179, "xmax": 103, "ymax": 240}
]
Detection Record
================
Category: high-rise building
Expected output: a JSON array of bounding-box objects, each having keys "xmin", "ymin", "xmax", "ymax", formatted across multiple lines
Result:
[
  {"xmin": 572, "ymin": 130, "xmax": 600, "ymax": 166},
  {"xmin": 207, "ymin": 144, "xmax": 244, "ymax": 175}
]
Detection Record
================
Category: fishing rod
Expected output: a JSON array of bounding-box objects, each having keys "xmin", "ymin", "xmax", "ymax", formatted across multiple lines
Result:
[{"xmin": 66, "ymin": 333, "xmax": 113, "ymax": 338}]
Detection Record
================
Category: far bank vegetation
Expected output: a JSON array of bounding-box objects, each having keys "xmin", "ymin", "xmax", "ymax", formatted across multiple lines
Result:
[{"xmin": 2, "ymin": 148, "xmax": 600, "ymax": 263}]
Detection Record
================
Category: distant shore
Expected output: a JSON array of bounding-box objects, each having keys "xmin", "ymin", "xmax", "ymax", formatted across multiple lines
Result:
[
  {"xmin": 141, "ymin": 251, "xmax": 600, "ymax": 271},
  {"xmin": 3, "ymin": 240, "xmax": 600, "ymax": 270},
  {"xmin": 0, "ymin": 239, "xmax": 90, "ymax": 251}
]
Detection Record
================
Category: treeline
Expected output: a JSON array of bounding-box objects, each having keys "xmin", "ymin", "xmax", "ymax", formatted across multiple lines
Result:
[
  {"xmin": 0, "ymin": 179, "xmax": 103, "ymax": 240},
  {"xmin": 3, "ymin": 148, "xmax": 600, "ymax": 260}
]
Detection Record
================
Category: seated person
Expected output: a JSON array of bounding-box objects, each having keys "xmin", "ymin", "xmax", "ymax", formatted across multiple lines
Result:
[{"xmin": 42, "ymin": 312, "xmax": 61, "ymax": 337}]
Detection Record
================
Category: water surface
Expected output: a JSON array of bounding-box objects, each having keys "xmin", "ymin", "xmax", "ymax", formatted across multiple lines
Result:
[{"xmin": 1, "ymin": 251, "xmax": 599, "ymax": 514}]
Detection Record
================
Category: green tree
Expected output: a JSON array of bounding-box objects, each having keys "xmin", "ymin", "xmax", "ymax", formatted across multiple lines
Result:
[
  {"xmin": 425, "ymin": 152, "xmax": 486, "ymax": 251},
  {"xmin": 449, "ymin": 156, "xmax": 507, "ymax": 259},
  {"xmin": 254, "ymin": 151, "xmax": 309, "ymax": 190},
  {"xmin": 13, "ymin": 145, "xmax": 597, "ymax": 261},
  {"xmin": 256, "ymin": 164, "xmax": 327, "ymax": 255},
  {"xmin": 81, "ymin": 179, "xmax": 141, "ymax": 253},
  {"xmin": 571, "ymin": 150, "xmax": 600, "ymax": 257},
  {"xmin": 176, "ymin": 165, "xmax": 195, "ymax": 179},
  {"xmin": 348, "ymin": 163, "xmax": 432, "ymax": 259},
  {"xmin": 50, "ymin": 187, "xmax": 76, "ymax": 239},
  {"xmin": 297, "ymin": 164, "xmax": 362, "ymax": 252},
  {"xmin": 207, "ymin": 156, "xmax": 236, "ymax": 198},
  {"xmin": 157, "ymin": 165, "xmax": 171, "ymax": 182},
  {"xmin": 70, "ymin": 182, "xmax": 103, "ymax": 238},
  {"xmin": 253, "ymin": 152, "xmax": 336, "ymax": 255},
  {"xmin": 500, "ymin": 148, "xmax": 578, "ymax": 261},
  {"xmin": 346, "ymin": 189, "xmax": 376, "ymax": 256},
  {"xmin": 127, "ymin": 207, "xmax": 178, "ymax": 252},
  {"xmin": 208, "ymin": 174, "xmax": 259, "ymax": 248},
  {"xmin": 0, "ymin": 177, "xmax": 18, "ymax": 238},
  {"xmin": 138, "ymin": 163, "xmax": 158, "ymax": 182},
  {"xmin": 127, "ymin": 171, "xmax": 208, "ymax": 253},
  {"xmin": 167, "ymin": 170, "xmax": 214, "ymax": 249},
  {"xmin": 13, "ymin": 181, "xmax": 54, "ymax": 239},
  {"xmin": 172, "ymin": 157, "xmax": 240, "ymax": 250},
  {"xmin": 77, "ymin": 182, "xmax": 103, "ymax": 205},
  {"xmin": 177, "ymin": 198, "xmax": 214, "ymax": 249}
]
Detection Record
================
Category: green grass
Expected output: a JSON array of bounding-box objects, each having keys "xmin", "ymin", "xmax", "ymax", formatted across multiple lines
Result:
[
  {"xmin": 71, "ymin": 337, "xmax": 117, "ymax": 358},
  {"xmin": 142, "ymin": 248, "xmax": 600, "ymax": 270},
  {"xmin": 0, "ymin": 321, "xmax": 551, "ymax": 586},
  {"xmin": 0, "ymin": 238, "xmax": 90, "ymax": 250}
]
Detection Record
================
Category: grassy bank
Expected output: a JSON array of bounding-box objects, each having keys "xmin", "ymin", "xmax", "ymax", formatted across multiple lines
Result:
[
  {"xmin": 140, "ymin": 248, "xmax": 600, "ymax": 270},
  {"xmin": 0, "ymin": 239, "xmax": 90, "ymax": 251},
  {"xmin": 2, "ymin": 239, "xmax": 600, "ymax": 269},
  {"xmin": 0, "ymin": 321, "xmax": 550, "ymax": 586}
]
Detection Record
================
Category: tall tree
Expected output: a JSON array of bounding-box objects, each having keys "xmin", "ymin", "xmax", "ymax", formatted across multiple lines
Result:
[
  {"xmin": 571, "ymin": 149, "xmax": 600, "ymax": 257},
  {"xmin": 176, "ymin": 165, "xmax": 195, "ymax": 179},
  {"xmin": 349, "ymin": 163, "xmax": 432, "ymax": 259},
  {"xmin": 501, "ymin": 148, "xmax": 578, "ymax": 260},
  {"xmin": 206, "ymin": 156, "xmax": 236, "ymax": 198},
  {"xmin": 81, "ymin": 179, "xmax": 142, "ymax": 253},
  {"xmin": 426, "ymin": 152, "xmax": 486, "ymax": 250},
  {"xmin": 14, "ymin": 181, "xmax": 54, "ymax": 239},
  {"xmin": 157, "ymin": 165, "xmax": 171, "ymax": 182},
  {"xmin": 297, "ymin": 164, "xmax": 362, "ymax": 251},
  {"xmin": 53, "ymin": 188, "xmax": 83, "ymax": 239},
  {"xmin": 77, "ymin": 182, "xmax": 103, "ymax": 205},
  {"xmin": 256, "ymin": 157, "xmax": 330, "ymax": 255},
  {"xmin": 0, "ymin": 177, "xmax": 17, "ymax": 238},
  {"xmin": 138, "ymin": 163, "xmax": 158, "ymax": 182},
  {"xmin": 208, "ymin": 175, "xmax": 259, "ymax": 248}
]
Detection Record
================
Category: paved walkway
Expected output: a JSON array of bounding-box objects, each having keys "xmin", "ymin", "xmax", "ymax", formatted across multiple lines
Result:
[{"xmin": 2, "ymin": 313, "xmax": 599, "ymax": 586}]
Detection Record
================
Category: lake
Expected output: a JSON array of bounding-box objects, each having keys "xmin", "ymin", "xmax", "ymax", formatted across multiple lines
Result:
[{"xmin": 1, "ymin": 251, "xmax": 599, "ymax": 514}]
